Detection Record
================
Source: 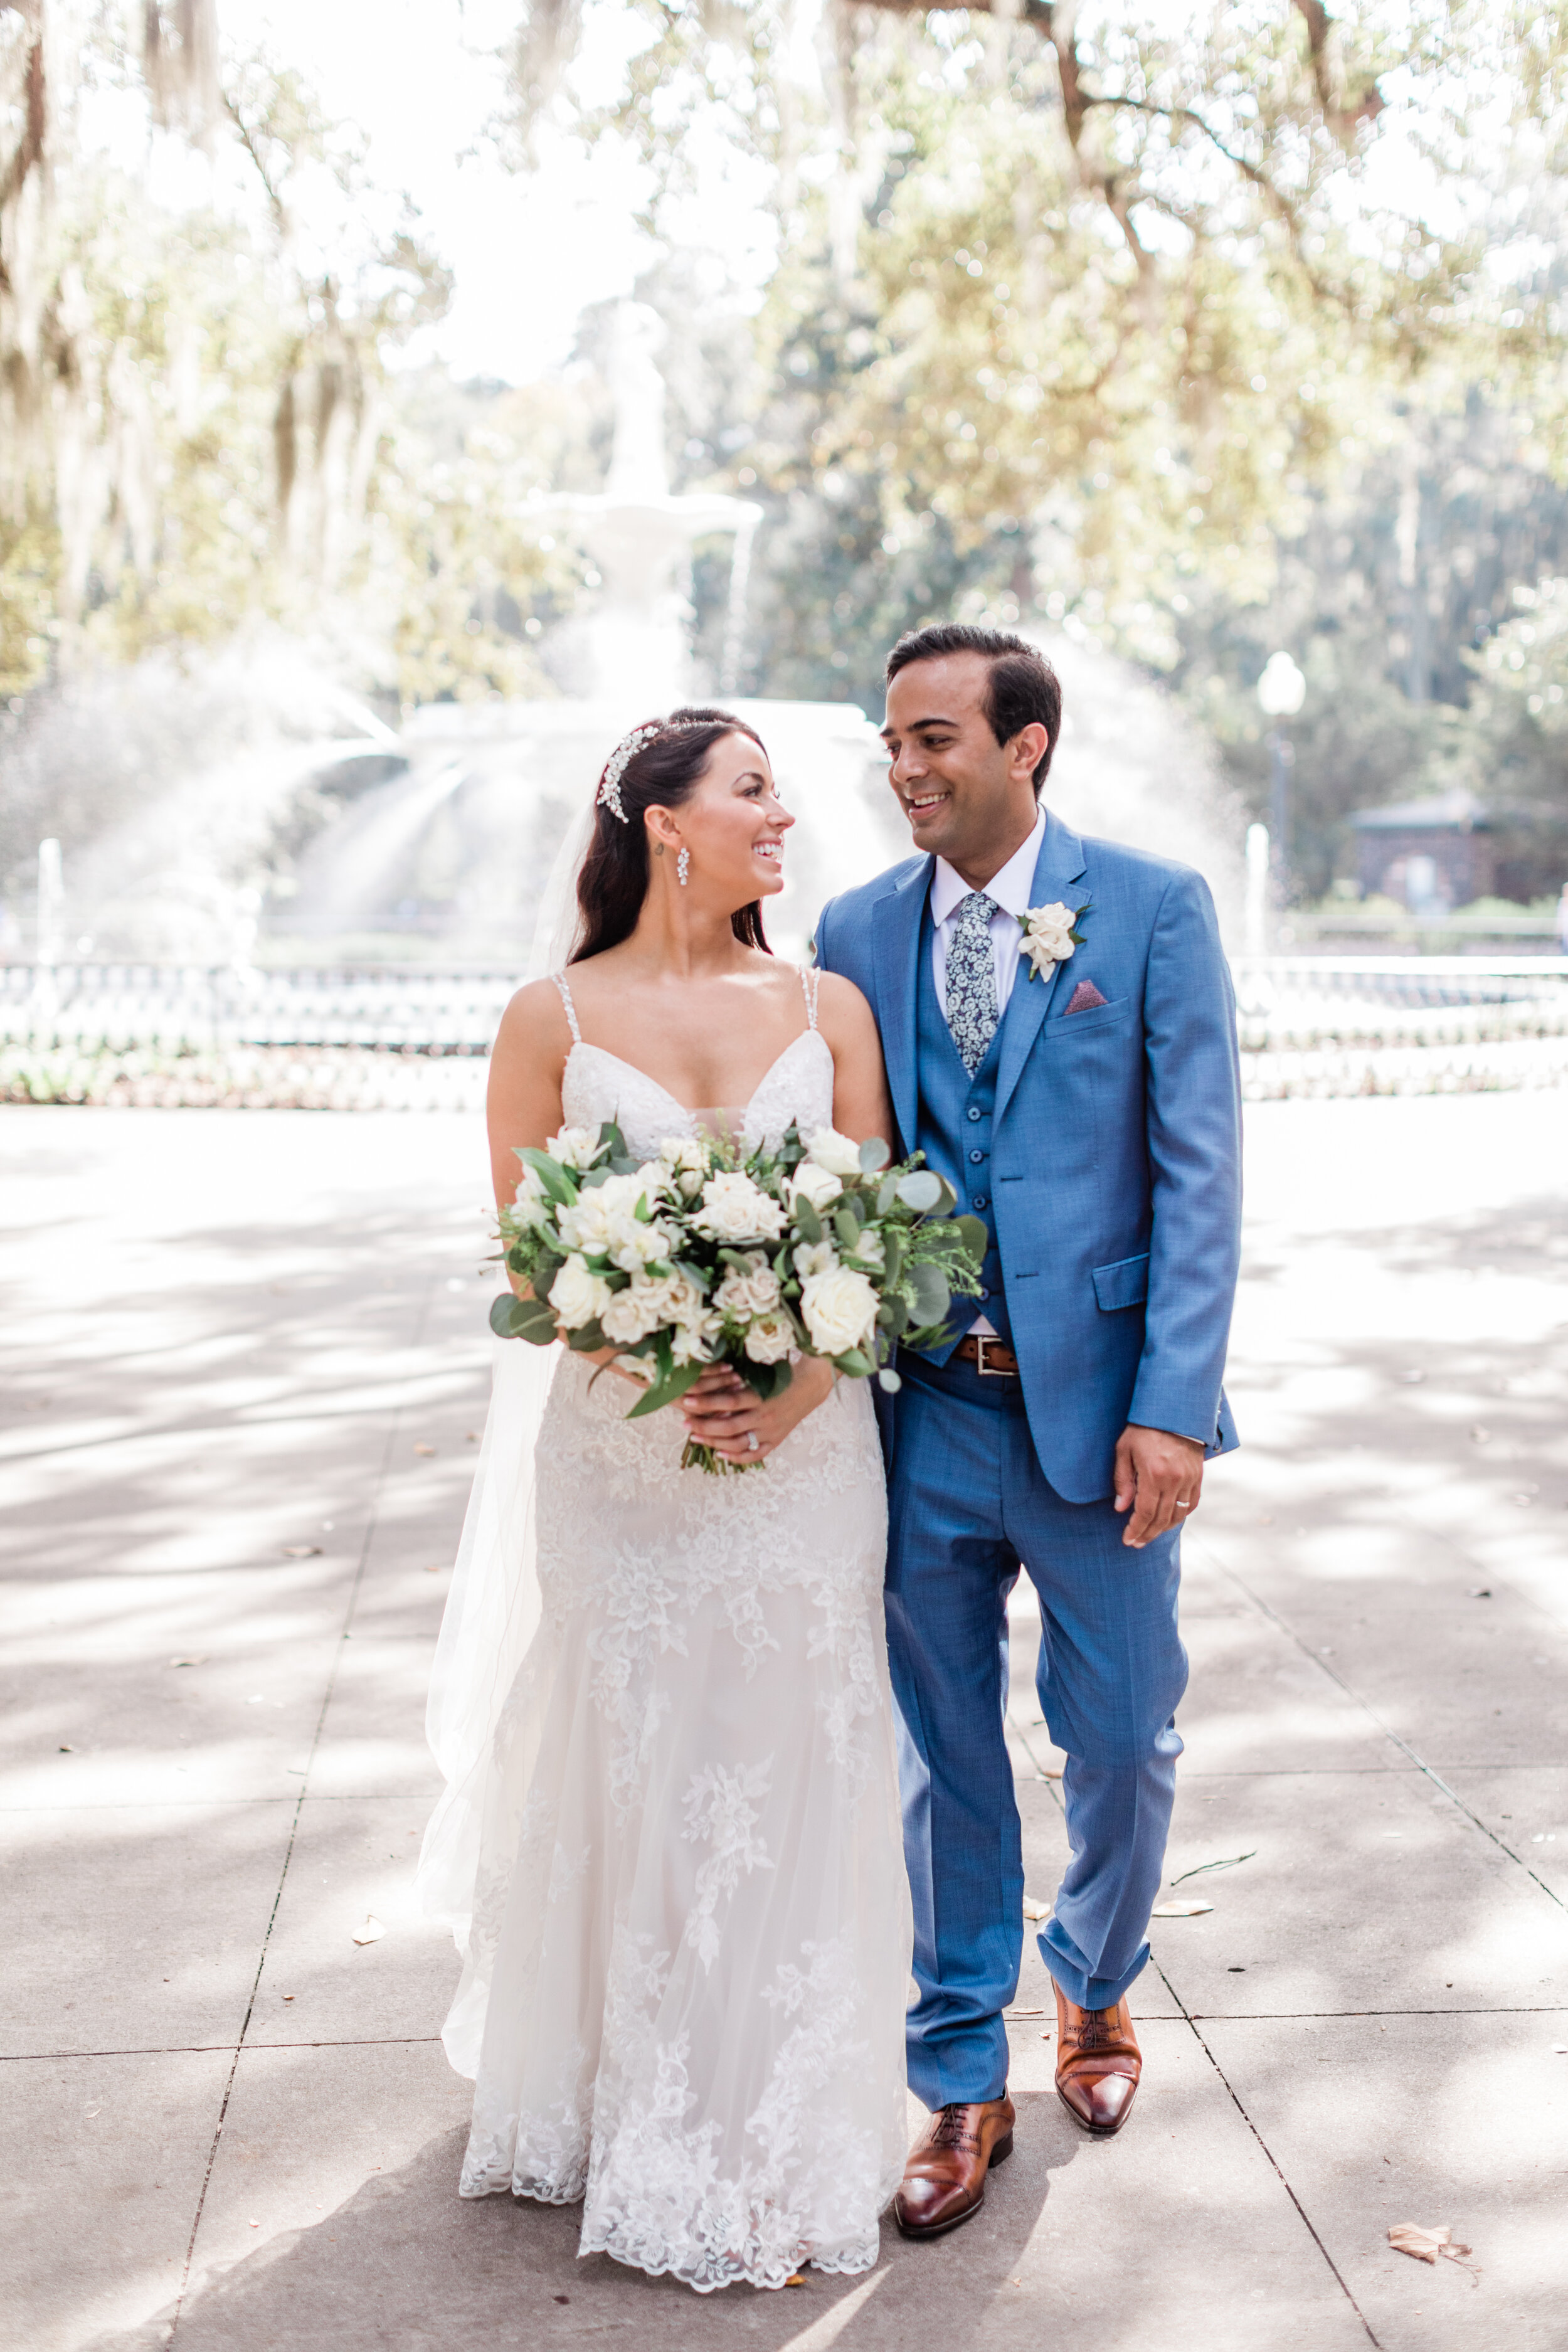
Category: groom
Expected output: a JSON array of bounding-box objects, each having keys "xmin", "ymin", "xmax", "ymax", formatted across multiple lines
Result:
[{"xmin": 815, "ymin": 624, "xmax": 1242, "ymax": 2240}]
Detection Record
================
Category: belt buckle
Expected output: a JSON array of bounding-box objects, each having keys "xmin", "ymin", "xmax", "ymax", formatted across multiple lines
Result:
[{"xmin": 974, "ymin": 1335, "xmax": 1009, "ymax": 1377}]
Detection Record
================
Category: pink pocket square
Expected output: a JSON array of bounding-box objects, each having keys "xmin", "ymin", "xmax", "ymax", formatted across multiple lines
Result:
[{"xmin": 1064, "ymin": 979, "xmax": 1108, "ymax": 1014}]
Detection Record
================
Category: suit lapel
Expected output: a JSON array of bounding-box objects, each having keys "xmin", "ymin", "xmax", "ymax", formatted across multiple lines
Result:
[
  {"xmin": 995, "ymin": 809, "xmax": 1088, "ymax": 1123},
  {"xmin": 871, "ymin": 858, "xmax": 931, "ymax": 1156}
]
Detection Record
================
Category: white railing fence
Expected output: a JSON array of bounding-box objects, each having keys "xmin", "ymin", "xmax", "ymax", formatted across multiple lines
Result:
[{"xmin": 3, "ymin": 957, "xmax": 1567, "ymax": 1106}]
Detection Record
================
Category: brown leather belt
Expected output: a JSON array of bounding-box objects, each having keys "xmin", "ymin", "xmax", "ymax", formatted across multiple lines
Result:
[{"xmin": 953, "ymin": 1335, "xmax": 1019, "ymax": 1377}]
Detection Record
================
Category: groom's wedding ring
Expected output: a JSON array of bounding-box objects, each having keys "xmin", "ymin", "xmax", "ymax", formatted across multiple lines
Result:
[
  {"xmin": 746, "ymin": 1430, "xmax": 760, "ymax": 1453},
  {"xmin": 1175, "ymin": 1498, "xmax": 1192, "ymax": 1510}
]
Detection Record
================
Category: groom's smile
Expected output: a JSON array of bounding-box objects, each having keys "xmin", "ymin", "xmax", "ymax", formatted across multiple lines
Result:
[{"xmin": 881, "ymin": 649, "xmax": 1049, "ymax": 888}]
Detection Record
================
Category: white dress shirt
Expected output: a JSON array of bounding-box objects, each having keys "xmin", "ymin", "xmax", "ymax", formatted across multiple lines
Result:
[
  {"xmin": 928, "ymin": 805, "xmax": 1046, "ymax": 1339},
  {"xmin": 930, "ymin": 804, "xmax": 1046, "ymax": 1019}
]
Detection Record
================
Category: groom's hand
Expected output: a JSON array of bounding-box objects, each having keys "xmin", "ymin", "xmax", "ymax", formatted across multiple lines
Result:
[{"xmin": 1113, "ymin": 1424, "xmax": 1205, "ymax": 1548}]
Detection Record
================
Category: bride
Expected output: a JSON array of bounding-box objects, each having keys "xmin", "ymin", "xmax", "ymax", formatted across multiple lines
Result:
[{"xmin": 418, "ymin": 707, "xmax": 913, "ymax": 2293}]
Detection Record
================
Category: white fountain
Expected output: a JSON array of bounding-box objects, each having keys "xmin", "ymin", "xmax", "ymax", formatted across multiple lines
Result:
[{"xmin": 280, "ymin": 300, "xmax": 902, "ymax": 966}]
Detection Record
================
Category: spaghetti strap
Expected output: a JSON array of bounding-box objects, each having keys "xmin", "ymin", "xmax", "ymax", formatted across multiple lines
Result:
[
  {"xmin": 551, "ymin": 970, "xmax": 582, "ymax": 1045},
  {"xmin": 800, "ymin": 965, "xmax": 821, "ymax": 1032}
]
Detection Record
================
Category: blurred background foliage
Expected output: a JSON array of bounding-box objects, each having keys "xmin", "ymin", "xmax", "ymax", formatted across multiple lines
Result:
[{"xmin": 5, "ymin": 0, "xmax": 1568, "ymax": 904}]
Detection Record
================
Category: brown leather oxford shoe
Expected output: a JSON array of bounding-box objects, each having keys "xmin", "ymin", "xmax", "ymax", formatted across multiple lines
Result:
[
  {"xmin": 893, "ymin": 2095, "xmax": 1015, "ymax": 2240},
  {"xmin": 1053, "ymin": 1983, "xmax": 1142, "ymax": 2135}
]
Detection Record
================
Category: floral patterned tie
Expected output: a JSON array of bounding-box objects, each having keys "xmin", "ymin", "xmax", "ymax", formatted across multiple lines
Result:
[{"xmin": 945, "ymin": 891, "xmax": 999, "ymax": 1073}]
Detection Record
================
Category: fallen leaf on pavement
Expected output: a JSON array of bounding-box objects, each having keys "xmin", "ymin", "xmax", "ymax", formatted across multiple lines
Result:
[
  {"xmin": 784, "ymin": 2272, "xmax": 807, "ymax": 2287},
  {"xmin": 413, "ymin": 1443, "xmax": 435, "ymax": 1456},
  {"xmin": 352, "ymin": 1916, "xmax": 385, "ymax": 1946},
  {"xmin": 1387, "ymin": 2223, "xmax": 1476, "ymax": 2272},
  {"xmin": 169, "ymin": 1656, "xmax": 207, "ymax": 1667},
  {"xmin": 1170, "ymin": 1850, "xmax": 1256, "ymax": 1887},
  {"xmin": 283, "ymin": 1545, "xmax": 322, "ymax": 1558},
  {"xmin": 1152, "ymin": 1899, "xmax": 1214, "ymax": 1917},
  {"xmin": 1022, "ymin": 1899, "xmax": 1051, "ymax": 1922},
  {"xmin": 424, "ymin": 1564, "xmax": 443, "ymax": 1574}
]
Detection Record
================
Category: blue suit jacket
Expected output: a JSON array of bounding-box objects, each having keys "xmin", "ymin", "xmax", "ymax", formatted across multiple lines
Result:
[{"xmin": 815, "ymin": 809, "xmax": 1242, "ymax": 1504}]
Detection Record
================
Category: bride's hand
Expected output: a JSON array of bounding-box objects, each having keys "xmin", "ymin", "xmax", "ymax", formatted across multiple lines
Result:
[{"xmin": 679, "ymin": 1356, "xmax": 836, "ymax": 1464}]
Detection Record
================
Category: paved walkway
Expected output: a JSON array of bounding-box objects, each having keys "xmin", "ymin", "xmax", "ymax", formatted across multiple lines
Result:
[{"xmin": 2, "ymin": 1092, "xmax": 1564, "ymax": 2352}]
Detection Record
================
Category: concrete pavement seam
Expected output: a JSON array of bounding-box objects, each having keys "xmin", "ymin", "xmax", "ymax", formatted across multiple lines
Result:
[
  {"xmin": 1152, "ymin": 1959, "xmax": 1384, "ymax": 2347},
  {"xmin": 1197, "ymin": 1539, "xmax": 1568, "ymax": 1914}
]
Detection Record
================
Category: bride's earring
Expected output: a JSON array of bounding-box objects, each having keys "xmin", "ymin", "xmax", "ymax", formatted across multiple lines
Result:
[{"xmin": 677, "ymin": 847, "xmax": 691, "ymax": 887}]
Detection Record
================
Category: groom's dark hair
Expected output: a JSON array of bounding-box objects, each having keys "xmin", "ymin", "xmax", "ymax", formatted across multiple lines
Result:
[{"xmin": 885, "ymin": 623, "xmax": 1062, "ymax": 792}]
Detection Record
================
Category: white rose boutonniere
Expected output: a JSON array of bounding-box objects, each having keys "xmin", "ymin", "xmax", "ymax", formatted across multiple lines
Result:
[{"xmin": 1019, "ymin": 899, "xmax": 1089, "ymax": 980}]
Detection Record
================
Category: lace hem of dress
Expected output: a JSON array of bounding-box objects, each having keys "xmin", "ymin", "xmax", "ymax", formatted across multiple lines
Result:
[{"xmin": 458, "ymin": 2159, "xmax": 886, "ymax": 2296}]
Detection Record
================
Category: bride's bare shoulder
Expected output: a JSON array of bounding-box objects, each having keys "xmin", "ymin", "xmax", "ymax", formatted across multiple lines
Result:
[
  {"xmin": 493, "ymin": 976, "xmax": 575, "ymax": 1069},
  {"xmin": 811, "ymin": 968, "xmax": 877, "ymax": 1037}
]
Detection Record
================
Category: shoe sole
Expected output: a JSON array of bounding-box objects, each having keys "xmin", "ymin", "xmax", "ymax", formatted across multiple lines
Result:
[
  {"xmin": 1055, "ymin": 2081, "xmax": 1137, "ymax": 2137},
  {"xmin": 893, "ymin": 2130, "xmax": 1014, "ymax": 2240}
]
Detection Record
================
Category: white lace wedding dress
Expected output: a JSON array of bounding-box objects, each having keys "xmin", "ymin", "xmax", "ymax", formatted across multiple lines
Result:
[{"xmin": 419, "ymin": 967, "xmax": 911, "ymax": 2294}]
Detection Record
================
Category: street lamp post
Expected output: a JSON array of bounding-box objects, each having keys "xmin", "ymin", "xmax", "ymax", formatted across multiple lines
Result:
[{"xmin": 1256, "ymin": 651, "xmax": 1306, "ymax": 912}]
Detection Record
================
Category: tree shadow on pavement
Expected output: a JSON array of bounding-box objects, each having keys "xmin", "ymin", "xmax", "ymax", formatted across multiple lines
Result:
[{"xmin": 92, "ymin": 2103, "xmax": 1074, "ymax": 2352}]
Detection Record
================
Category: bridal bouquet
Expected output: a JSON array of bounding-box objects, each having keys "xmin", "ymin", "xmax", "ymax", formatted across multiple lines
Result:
[{"xmin": 490, "ymin": 1120, "xmax": 986, "ymax": 1471}]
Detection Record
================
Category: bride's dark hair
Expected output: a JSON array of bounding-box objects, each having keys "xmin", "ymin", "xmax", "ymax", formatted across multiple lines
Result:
[{"xmin": 570, "ymin": 706, "xmax": 773, "ymax": 964}]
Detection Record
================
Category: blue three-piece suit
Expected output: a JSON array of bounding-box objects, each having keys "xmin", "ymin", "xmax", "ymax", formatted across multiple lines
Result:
[{"xmin": 817, "ymin": 809, "xmax": 1242, "ymax": 2109}]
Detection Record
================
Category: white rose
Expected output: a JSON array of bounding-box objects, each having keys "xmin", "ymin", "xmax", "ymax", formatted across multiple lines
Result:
[
  {"xmin": 1022, "ymin": 903, "xmax": 1078, "ymax": 964},
  {"xmin": 803, "ymin": 1127, "xmax": 864, "ymax": 1179},
  {"xmin": 600, "ymin": 1277, "xmax": 665, "ymax": 1345},
  {"xmin": 800, "ymin": 1265, "xmax": 879, "ymax": 1357},
  {"xmin": 744, "ymin": 1311, "xmax": 795, "ymax": 1364},
  {"xmin": 692, "ymin": 1171, "xmax": 789, "ymax": 1245},
  {"xmin": 849, "ymin": 1225, "xmax": 885, "ymax": 1271},
  {"xmin": 549, "ymin": 1254, "xmax": 613, "ymax": 1330},
  {"xmin": 546, "ymin": 1125, "xmax": 600, "ymax": 1170},
  {"xmin": 789, "ymin": 1160, "xmax": 842, "ymax": 1213},
  {"xmin": 658, "ymin": 1134, "xmax": 709, "ymax": 1171},
  {"xmin": 713, "ymin": 1251, "xmax": 781, "ymax": 1318},
  {"xmin": 556, "ymin": 1172, "xmax": 649, "ymax": 1257},
  {"xmin": 793, "ymin": 1237, "xmax": 839, "ymax": 1281}
]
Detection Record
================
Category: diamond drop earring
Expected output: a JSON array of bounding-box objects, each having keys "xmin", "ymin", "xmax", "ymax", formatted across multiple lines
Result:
[{"xmin": 677, "ymin": 847, "xmax": 691, "ymax": 887}]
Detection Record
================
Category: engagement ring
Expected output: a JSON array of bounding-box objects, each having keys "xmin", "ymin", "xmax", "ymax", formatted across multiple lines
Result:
[{"xmin": 746, "ymin": 1431, "xmax": 760, "ymax": 1453}]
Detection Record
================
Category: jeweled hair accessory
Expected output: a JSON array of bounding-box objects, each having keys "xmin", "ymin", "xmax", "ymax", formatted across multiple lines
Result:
[{"xmin": 597, "ymin": 721, "xmax": 664, "ymax": 823}]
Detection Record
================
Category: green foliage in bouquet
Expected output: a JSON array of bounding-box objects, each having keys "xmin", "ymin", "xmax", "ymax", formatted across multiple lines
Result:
[{"xmin": 489, "ymin": 1117, "xmax": 985, "ymax": 1472}]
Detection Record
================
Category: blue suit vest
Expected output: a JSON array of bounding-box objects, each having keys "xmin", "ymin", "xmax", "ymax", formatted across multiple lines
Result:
[{"xmin": 913, "ymin": 906, "xmax": 1010, "ymax": 1352}]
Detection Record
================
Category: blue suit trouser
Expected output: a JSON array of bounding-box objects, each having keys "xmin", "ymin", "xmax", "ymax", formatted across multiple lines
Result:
[{"xmin": 883, "ymin": 1352, "xmax": 1187, "ymax": 2110}]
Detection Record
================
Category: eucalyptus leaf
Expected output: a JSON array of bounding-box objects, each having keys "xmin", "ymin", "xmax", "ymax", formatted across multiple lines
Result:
[
  {"xmin": 833, "ymin": 1207, "xmax": 861, "ymax": 1253},
  {"xmin": 794, "ymin": 1195, "xmax": 822, "ymax": 1246},
  {"xmin": 834, "ymin": 1348, "xmax": 872, "ymax": 1378},
  {"xmin": 897, "ymin": 1170, "xmax": 943, "ymax": 1215},
  {"xmin": 877, "ymin": 1295, "xmax": 909, "ymax": 1335},
  {"xmin": 876, "ymin": 1176, "xmax": 898, "ymax": 1217},
  {"xmin": 952, "ymin": 1215, "xmax": 988, "ymax": 1263},
  {"xmin": 579, "ymin": 1165, "xmax": 615, "ymax": 1191},
  {"xmin": 877, "ymin": 1368, "xmax": 903, "ymax": 1394},
  {"xmin": 566, "ymin": 1318, "xmax": 607, "ymax": 1352},
  {"xmin": 908, "ymin": 1261, "xmax": 951, "ymax": 1325},
  {"xmin": 489, "ymin": 1293, "xmax": 557, "ymax": 1345},
  {"xmin": 858, "ymin": 1136, "xmax": 891, "ymax": 1174}
]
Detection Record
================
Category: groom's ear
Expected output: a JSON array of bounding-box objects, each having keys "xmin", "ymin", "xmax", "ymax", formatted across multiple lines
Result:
[{"xmin": 1009, "ymin": 721, "xmax": 1050, "ymax": 790}]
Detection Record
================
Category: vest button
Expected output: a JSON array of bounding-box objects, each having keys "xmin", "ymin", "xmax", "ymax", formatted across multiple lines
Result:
[
  {"xmin": 968, "ymin": 1148, "xmax": 983, "ymax": 1163},
  {"xmin": 973, "ymin": 1194, "xmax": 988, "ymax": 1209},
  {"xmin": 967, "ymin": 1106, "xmax": 982, "ymax": 1121}
]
